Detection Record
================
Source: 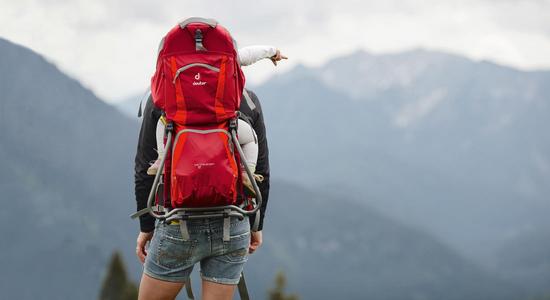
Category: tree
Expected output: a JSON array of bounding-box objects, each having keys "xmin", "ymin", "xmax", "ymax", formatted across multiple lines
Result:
[
  {"xmin": 98, "ymin": 251, "xmax": 138, "ymax": 300},
  {"xmin": 268, "ymin": 271, "xmax": 299, "ymax": 300},
  {"xmin": 530, "ymin": 294, "xmax": 550, "ymax": 300}
]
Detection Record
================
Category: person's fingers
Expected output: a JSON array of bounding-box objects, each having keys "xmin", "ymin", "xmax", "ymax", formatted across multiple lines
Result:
[
  {"xmin": 270, "ymin": 52, "xmax": 287, "ymax": 67},
  {"xmin": 249, "ymin": 231, "xmax": 262, "ymax": 254},
  {"xmin": 249, "ymin": 240, "xmax": 262, "ymax": 253},
  {"xmin": 136, "ymin": 232, "xmax": 153, "ymax": 264},
  {"xmin": 137, "ymin": 245, "xmax": 147, "ymax": 264},
  {"xmin": 249, "ymin": 239, "xmax": 258, "ymax": 253},
  {"xmin": 136, "ymin": 238, "xmax": 148, "ymax": 264}
]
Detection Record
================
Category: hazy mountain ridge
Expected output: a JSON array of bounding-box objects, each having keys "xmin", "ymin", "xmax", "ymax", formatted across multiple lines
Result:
[
  {"xmin": 0, "ymin": 37, "xmax": 139, "ymax": 299},
  {"xmin": 0, "ymin": 37, "xmax": 529, "ymax": 299},
  {"xmin": 250, "ymin": 181, "xmax": 522, "ymax": 299},
  {"xmin": 254, "ymin": 48, "xmax": 550, "ymax": 292},
  {"xmin": 114, "ymin": 92, "xmax": 147, "ymax": 119}
]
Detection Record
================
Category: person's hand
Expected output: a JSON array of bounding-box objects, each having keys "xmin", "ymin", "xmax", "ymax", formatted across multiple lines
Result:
[
  {"xmin": 249, "ymin": 231, "xmax": 263, "ymax": 254},
  {"xmin": 136, "ymin": 231, "xmax": 154, "ymax": 264},
  {"xmin": 270, "ymin": 50, "xmax": 288, "ymax": 66}
]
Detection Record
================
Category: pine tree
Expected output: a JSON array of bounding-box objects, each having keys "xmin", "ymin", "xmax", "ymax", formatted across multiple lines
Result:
[
  {"xmin": 98, "ymin": 251, "xmax": 138, "ymax": 300},
  {"xmin": 268, "ymin": 271, "xmax": 299, "ymax": 300}
]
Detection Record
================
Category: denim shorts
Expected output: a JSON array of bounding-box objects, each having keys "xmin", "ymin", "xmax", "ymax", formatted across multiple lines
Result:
[{"xmin": 144, "ymin": 216, "xmax": 250, "ymax": 285}]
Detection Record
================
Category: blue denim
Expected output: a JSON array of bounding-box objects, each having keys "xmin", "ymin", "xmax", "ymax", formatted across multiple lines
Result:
[{"xmin": 144, "ymin": 216, "xmax": 250, "ymax": 285}]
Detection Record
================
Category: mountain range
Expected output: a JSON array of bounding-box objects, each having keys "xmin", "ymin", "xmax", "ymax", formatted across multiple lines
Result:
[
  {"xmin": 0, "ymin": 37, "xmax": 140, "ymax": 299},
  {"xmin": 1, "ymin": 36, "xmax": 549, "ymax": 299},
  {"xmin": 117, "ymin": 47, "xmax": 550, "ymax": 298},
  {"xmin": 253, "ymin": 49, "xmax": 550, "ymax": 285}
]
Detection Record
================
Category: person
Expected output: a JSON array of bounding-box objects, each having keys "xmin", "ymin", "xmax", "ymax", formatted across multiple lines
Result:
[
  {"xmin": 134, "ymin": 86, "xmax": 273, "ymax": 299},
  {"xmin": 146, "ymin": 45, "xmax": 286, "ymax": 187}
]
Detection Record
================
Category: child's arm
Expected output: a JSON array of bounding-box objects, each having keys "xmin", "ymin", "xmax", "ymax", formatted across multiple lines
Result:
[{"xmin": 238, "ymin": 45, "xmax": 279, "ymax": 66}]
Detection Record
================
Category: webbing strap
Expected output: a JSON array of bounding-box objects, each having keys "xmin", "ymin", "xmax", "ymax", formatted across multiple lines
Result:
[
  {"xmin": 237, "ymin": 273, "xmax": 250, "ymax": 300},
  {"xmin": 220, "ymin": 131, "xmax": 239, "ymax": 180},
  {"xmin": 214, "ymin": 56, "xmax": 227, "ymax": 123},
  {"xmin": 130, "ymin": 204, "xmax": 164, "ymax": 219},
  {"xmin": 252, "ymin": 210, "xmax": 261, "ymax": 232},
  {"xmin": 179, "ymin": 220, "xmax": 190, "ymax": 241},
  {"xmin": 130, "ymin": 207, "xmax": 151, "ymax": 219},
  {"xmin": 170, "ymin": 57, "xmax": 187, "ymax": 123},
  {"xmin": 223, "ymin": 209, "xmax": 231, "ymax": 242},
  {"xmin": 194, "ymin": 29, "xmax": 207, "ymax": 52},
  {"xmin": 185, "ymin": 278, "xmax": 195, "ymax": 299},
  {"xmin": 242, "ymin": 89, "xmax": 256, "ymax": 110}
]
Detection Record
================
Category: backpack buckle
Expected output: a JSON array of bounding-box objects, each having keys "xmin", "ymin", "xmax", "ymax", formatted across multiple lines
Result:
[
  {"xmin": 195, "ymin": 29, "xmax": 207, "ymax": 51},
  {"xmin": 165, "ymin": 121, "xmax": 174, "ymax": 135},
  {"xmin": 229, "ymin": 117, "xmax": 238, "ymax": 131}
]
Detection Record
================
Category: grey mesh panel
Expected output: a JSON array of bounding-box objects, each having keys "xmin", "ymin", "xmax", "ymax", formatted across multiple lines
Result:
[{"xmin": 179, "ymin": 17, "xmax": 218, "ymax": 28}]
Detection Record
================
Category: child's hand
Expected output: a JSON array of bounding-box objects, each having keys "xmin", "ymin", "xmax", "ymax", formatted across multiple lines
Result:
[{"xmin": 270, "ymin": 49, "xmax": 288, "ymax": 66}]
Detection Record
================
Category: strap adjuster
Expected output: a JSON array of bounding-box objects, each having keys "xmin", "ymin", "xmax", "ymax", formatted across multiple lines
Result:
[{"xmin": 195, "ymin": 29, "xmax": 207, "ymax": 51}]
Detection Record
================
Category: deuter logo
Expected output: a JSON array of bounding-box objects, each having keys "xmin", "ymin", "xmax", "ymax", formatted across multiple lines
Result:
[
  {"xmin": 193, "ymin": 73, "xmax": 206, "ymax": 86},
  {"xmin": 194, "ymin": 162, "xmax": 215, "ymax": 169}
]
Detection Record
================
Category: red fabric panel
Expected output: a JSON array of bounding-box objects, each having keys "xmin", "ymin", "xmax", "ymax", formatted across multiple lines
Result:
[
  {"xmin": 170, "ymin": 130, "xmax": 238, "ymax": 208},
  {"xmin": 214, "ymin": 56, "xmax": 227, "ymax": 123}
]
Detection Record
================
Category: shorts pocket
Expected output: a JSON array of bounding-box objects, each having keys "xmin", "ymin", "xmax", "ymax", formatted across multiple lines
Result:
[
  {"xmin": 156, "ymin": 230, "xmax": 197, "ymax": 269},
  {"xmin": 223, "ymin": 230, "xmax": 250, "ymax": 259}
]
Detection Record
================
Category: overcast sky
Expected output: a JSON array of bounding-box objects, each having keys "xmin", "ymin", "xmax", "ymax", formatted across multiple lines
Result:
[{"xmin": 1, "ymin": 0, "xmax": 549, "ymax": 102}]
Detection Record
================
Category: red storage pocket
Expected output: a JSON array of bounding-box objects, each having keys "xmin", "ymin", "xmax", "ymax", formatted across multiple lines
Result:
[{"xmin": 170, "ymin": 128, "xmax": 239, "ymax": 208}]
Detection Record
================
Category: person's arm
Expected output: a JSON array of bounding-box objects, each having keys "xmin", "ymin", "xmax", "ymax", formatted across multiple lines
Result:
[
  {"xmin": 238, "ymin": 45, "xmax": 278, "ymax": 66},
  {"xmin": 247, "ymin": 90, "xmax": 270, "ymax": 231},
  {"xmin": 134, "ymin": 95, "xmax": 162, "ymax": 263},
  {"xmin": 134, "ymin": 95, "xmax": 161, "ymax": 233}
]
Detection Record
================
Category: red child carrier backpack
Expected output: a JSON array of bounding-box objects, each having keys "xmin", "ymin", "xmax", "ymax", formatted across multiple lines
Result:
[
  {"xmin": 151, "ymin": 17, "xmax": 245, "ymax": 209},
  {"xmin": 132, "ymin": 17, "xmax": 262, "ymax": 235}
]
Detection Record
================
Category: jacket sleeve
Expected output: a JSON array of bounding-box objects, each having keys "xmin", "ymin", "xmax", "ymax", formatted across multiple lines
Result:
[
  {"xmin": 247, "ymin": 90, "xmax": 270, "ymax": 231},
  {"xmin": 238, "ymin": 45, "xmax": 277, "ymax": 66},
  {"xmin": 134, "ymin": 95, "xmax": 161, "ymax": 233}
]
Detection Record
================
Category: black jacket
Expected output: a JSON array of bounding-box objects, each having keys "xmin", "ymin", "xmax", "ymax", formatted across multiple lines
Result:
[{"xmin": 134, "ymin": 90, "xmax": 270, "ymax": 232}]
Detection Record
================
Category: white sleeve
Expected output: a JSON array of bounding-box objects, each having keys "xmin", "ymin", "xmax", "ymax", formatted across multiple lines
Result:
[{"xmin": 238, "ymin": 45, "xmax": 277, "ymax": 66}]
